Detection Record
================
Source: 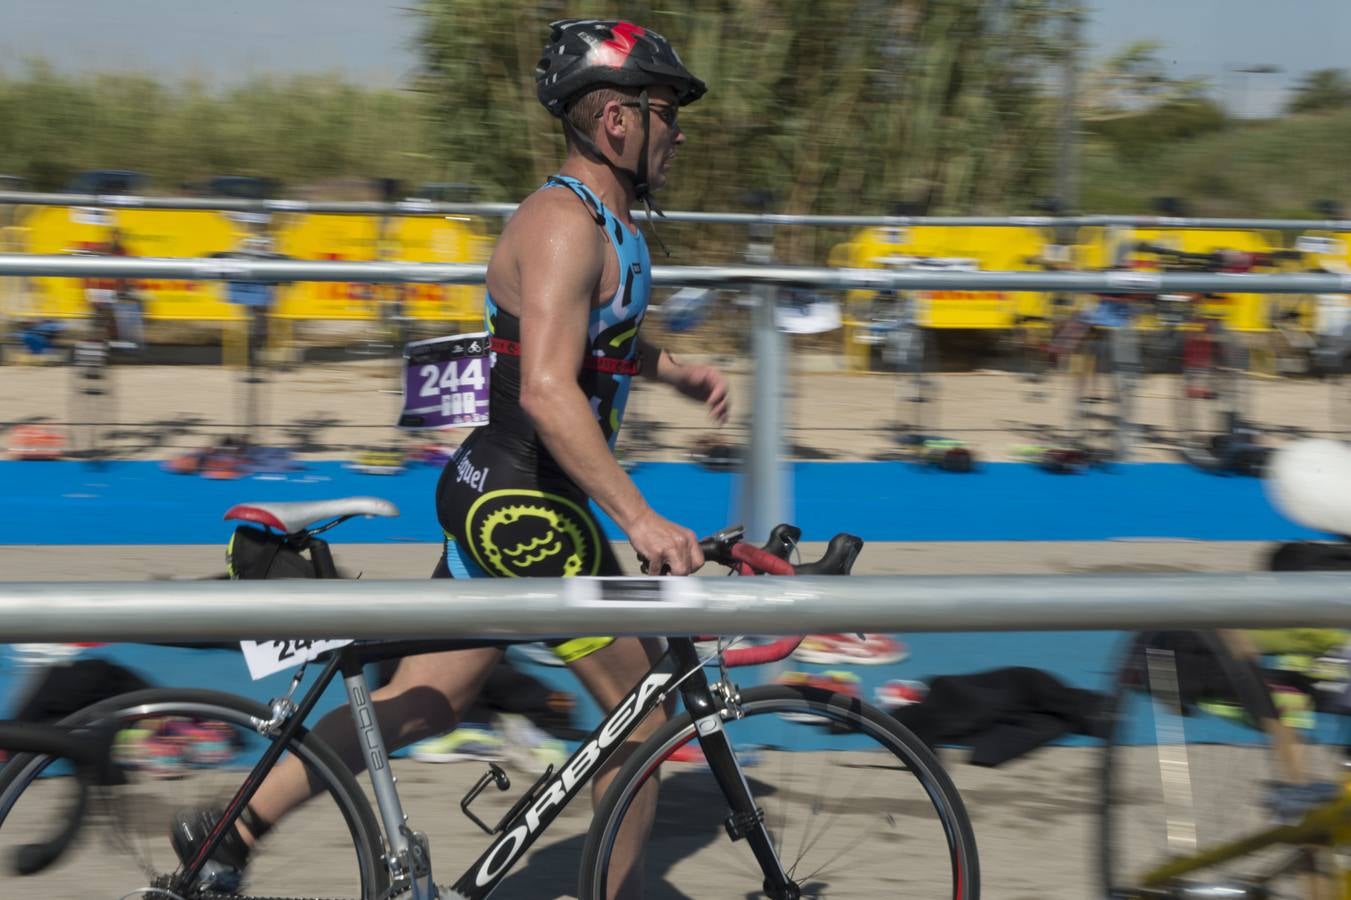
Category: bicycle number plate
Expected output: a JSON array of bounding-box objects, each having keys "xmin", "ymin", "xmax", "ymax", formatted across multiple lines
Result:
[
  {"xmin": 240, "ymin": 639, "xmax": 353, "ymax": 680},
  {"xmin": 397, "ymin": 331, "xmax": 490, "ymax": 430}
]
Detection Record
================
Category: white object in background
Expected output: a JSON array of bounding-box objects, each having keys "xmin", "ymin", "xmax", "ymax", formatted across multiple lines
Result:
[
  {"xmin": 776, "ymin": 297, "xmax": 842, "ymax": 334},
  {"xmin": 660, "ymin": 287, "xmax": 715, "ymax": 333},
  {"xmin": 1265, "ymin": 438, "xmax": 1351, "ymax": 537}
]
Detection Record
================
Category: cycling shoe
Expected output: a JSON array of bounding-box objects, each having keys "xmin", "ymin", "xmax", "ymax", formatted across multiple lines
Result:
[{"xmin": 170, "ymin": 807, "xmax": 250, "ymax": 893}]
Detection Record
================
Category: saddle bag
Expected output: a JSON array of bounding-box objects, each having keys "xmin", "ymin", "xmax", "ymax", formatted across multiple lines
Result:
[{"xmin": 226, "ymin": 525, "xmax": 315, "ymax": 579}]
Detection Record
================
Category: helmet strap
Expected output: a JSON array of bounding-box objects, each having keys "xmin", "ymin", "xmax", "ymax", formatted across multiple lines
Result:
[
  {"xmin": 627, "ymin": 90, "xmax": 672, "ymax": 256},
  {"xmin": 640, "ymin": 192, "xmax": 672, "ymax": 258},
  {"xmin": 563, "ymin": 88, "xmax": 672, "ymax": 257},
  {"xmin": 631, "ymin": 89, "xmax": 652, "ymax": 202}
]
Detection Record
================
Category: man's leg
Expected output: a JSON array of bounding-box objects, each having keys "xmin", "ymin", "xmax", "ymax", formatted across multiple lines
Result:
[
  {"xmin": 567, "ymin": 636, "xmax": 670, "ymax": 900},
  {"xmin": 242, "ymin": 645, "xmax": 504, "ymax": 839}
]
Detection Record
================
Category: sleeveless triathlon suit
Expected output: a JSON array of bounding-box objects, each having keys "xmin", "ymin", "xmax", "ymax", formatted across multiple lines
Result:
[{"xmin": 434, "ymin": 176, "xmax": 650, "ymax": 659}]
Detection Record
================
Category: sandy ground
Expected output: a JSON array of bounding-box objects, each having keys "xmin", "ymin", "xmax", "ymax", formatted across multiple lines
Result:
[
  {"xmin": 0, "ymin": 357, "xmax": 1330, "ymax": 898},
  {"xmin": 1, "ymin": 355, "xmax": 1344, "ymax": 463}
]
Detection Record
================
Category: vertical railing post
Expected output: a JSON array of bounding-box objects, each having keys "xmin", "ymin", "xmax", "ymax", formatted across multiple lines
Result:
[{"xmin": 739, "ymin": 218, "xmax": 789, "ymax": 541}]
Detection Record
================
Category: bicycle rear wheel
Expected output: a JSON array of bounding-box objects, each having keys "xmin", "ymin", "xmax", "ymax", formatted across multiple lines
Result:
[
  {"xmin": 1098, "ymin": 630, "xmax": 1343, "ymax": 898},
  {"xmin": 579, "ymin": 683, "xmax": 979, "ymax": 899},
  {"xmin": 0, "ymin": 689, "xmax": 388, "ymax": 899}
]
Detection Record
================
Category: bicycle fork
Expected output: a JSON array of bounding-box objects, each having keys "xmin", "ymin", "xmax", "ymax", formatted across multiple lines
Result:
[
  {"xmin": 341, "ymin": 657, "xmax": 439, "ymax": 900},
  {"xmin": 673, "ymin": 644, "xmax": 799, "ymax": 899}
]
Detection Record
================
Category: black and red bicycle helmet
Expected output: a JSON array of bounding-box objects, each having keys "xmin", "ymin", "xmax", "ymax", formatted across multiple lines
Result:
[{"xmin": 536, "ymin": 19, "xmax": 707, "ymax": 116}]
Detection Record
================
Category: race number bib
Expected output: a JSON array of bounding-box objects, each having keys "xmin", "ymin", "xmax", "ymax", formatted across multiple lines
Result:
[
  {"xmin": 240, "ymin": 639, "xmax": 353, "ymax": 680},
  {"xmin": 397, "ymin": 332, "xmax": 490, "ymax": 430}
]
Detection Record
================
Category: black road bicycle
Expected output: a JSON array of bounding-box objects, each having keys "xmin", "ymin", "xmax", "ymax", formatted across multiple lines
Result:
[{"xmin": 0, "ymin": 498, "xmax": 979, "ymax": 899}]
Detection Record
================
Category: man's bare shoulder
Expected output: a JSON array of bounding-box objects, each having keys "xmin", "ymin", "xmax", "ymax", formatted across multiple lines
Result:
[
  {"xmin": 505, "ymin": 185, "xmax": 604, "ymax": 247},
  {"xmin": 491, "ymin": 184, "xmax": 607, "ymax": 307}
]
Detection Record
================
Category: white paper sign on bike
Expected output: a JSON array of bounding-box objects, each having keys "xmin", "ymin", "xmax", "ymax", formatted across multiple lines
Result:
[{"xmin": 241, "ymin": 639, "xmax": 353, "ymax": 680}]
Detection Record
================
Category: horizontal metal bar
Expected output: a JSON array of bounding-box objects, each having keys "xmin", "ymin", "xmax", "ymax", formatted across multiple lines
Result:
[
  {"xmin": 0, "ymin": 192, "xmax": 520, "ymax": 218},
  {"xmin": 0, "ymin": 573, "xmax": 1347, "ymax": 642},
  {"xmin": 2, "ymin": 192, "xmax": 1350, "ymax": 231},
  {"xmin": 0, "ymin": 255, "xmax": 488, "ymax": 284},
  {"xmin": 1, "ymin": 254, "xmax": 1349, "ymax": 293}
]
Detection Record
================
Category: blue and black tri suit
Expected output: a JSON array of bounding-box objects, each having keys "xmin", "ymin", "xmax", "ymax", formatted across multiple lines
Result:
[{"xmin": 435, "ymin": 176, "xmax": 650, "ymax": 643}]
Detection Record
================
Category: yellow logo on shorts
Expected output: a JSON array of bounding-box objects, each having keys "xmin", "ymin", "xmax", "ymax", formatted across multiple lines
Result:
[{"xmin": 467, "ymin": 490, "xmax": 601, "ymax": 578}]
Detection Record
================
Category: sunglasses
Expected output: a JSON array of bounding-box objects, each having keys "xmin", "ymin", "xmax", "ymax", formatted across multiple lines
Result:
[{"xmin": 599, "ymin": 100, "xmax": 679, "ymax": 129}]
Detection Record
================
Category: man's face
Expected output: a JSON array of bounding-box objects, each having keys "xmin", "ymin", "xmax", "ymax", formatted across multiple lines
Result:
[{"xmin": 632, "ymin": 86, "xmax": 684, "ymax": 192}]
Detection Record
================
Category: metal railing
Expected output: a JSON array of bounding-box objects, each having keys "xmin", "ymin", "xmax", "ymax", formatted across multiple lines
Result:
[
  {"xmin": 2, "ymin": 191, "xmax": 1350, "ymax": 232},
  {"xmin": 1, "ymin": 255, "xmax": 1349, "ymax": 293},
  {"xmin": 0, "ymin": 572, "xmax": 1347, "ymax": 642},
  {"xmin": 3, "ymin": 253, "xmax": 1350, "ymax": 536}
]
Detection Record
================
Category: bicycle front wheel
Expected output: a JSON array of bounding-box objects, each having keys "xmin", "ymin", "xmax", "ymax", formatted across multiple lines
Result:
[
  {"xmin": 0, "ymin": 688, "xmax": 388, "ymax": 899},
  {"xmin": 579, "ymin": 683, "xmax": 979, "ymax": 899},
  {"xmin": 1098, "ymin": 630, "xmax": 1344, "ymax": 898}
]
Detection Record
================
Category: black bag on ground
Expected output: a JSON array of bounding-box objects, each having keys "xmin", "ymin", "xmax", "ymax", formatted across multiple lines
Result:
[
  {"xmin": 1267, "ymin": 541, "xmax": 1351, "ymax": 572},
  {"xmin": 226, "ymin": 525, "xmax": 315, "ymax": 579}
]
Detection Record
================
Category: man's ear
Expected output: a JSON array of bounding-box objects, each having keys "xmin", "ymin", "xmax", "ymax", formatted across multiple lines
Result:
[{"xmin": 599, "ymin": 101, "xmax": 627, "ymax": 140}]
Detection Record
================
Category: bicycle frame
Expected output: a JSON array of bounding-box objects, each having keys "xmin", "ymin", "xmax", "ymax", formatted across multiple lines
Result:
[
  {"xmin": 1134, "ymin": 790, "xmax": 1351, "ymax": 896},
  {"xmin": 181, "ymin": 634, "xmax": 790, "ymax": 900}
]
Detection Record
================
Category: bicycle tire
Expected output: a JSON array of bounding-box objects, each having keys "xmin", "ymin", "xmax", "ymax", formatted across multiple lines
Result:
[
  {"xmin": 1098, "ymin": 630, "xmax": 1341, "ymax": 898},
  {"xmin": 578, "ymin": 683, "xmax": 979, "ymax": 899},
  {"xmin": 0, "ymin": 688, "xmax": 389, "ymax": 899}
]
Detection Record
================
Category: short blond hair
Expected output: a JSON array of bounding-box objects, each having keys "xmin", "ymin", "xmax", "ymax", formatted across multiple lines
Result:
[{"xmin": 563, "ymin": 85, "xmax": 640, "ymax": 145}]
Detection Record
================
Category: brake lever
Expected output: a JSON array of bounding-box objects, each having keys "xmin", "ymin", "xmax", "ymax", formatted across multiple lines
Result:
[{"xmin": 636, "ymin": 555, "xmax": 672, "ymax": 576}]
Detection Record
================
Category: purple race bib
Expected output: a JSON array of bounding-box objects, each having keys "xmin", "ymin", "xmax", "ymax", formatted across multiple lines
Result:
[{"xmin": 398, "ymin": 332, "xmax": 490, "ymax": 430}]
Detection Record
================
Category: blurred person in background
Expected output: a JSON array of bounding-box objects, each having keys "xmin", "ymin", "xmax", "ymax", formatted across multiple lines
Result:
[{"xmin": 171, "ymin": 20, "xmax": 728, "ymax": 896}]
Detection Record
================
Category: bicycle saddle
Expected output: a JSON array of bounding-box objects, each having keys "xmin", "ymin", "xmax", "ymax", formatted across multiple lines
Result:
[
  {"xmin": 224, "ymin": 497, "xmax": 400, "ymax": 534},
  {"xmin": 1265, "ymin": 439, "xmax": 1351, "ymax": 539}
]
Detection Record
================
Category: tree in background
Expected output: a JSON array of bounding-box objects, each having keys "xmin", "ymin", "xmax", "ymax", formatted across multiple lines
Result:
[
  {"xmin": 411, "ymin": 0, "xmax": 1076, "ymax": 259},
  {"xmin": 0, "ymin": 61, "xmax": 437, "ymax": 193},
  {"xmin": 1286, "ymin": 68, "xmax": 1351, "ymax": 115},
  {"xmin": 8, "ymin": 5, "xmax": 1342, "ymax": 235},
  {"xmin": 1079, "ymin": 41, "xmax": 1225, "ymax": 165}
]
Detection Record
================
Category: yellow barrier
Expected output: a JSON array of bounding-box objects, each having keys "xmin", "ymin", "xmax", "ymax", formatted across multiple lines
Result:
[
  {"xmin": 19, "ymin": 206, "xmax": 245, "ymax": 321},
  {"xmin": 836, "ymin": 223, "xmax": 1091, "ymax": 369},
  {"xmin": 11, "ymin": 206, "xmax": 493, "ymax": 326},
  {"xmin": 1128, "ymin": 228, "xmax": 1272, "ymax": 333},
  {"xmin": 9, "ymin": 206, "xmax": 1351, "ymax": 375},
  {"xmin": 829, "ymin": 222, "xmax": 1351, "ymax": 371}
]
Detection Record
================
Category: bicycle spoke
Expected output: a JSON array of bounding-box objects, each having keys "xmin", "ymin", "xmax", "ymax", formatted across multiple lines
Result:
[{"xmin": 582, "ymin": 684, "xmax": 977, "ymax": 898}]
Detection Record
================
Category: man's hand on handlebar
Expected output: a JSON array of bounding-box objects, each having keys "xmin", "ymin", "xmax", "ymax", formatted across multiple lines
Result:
[
  {"xmin": 638, "ymin": 523, "xmax": 862, "ymax": 578},
  {"xmin": 628, "ymin": 508, "xmax": 704, "ymax": 576}
]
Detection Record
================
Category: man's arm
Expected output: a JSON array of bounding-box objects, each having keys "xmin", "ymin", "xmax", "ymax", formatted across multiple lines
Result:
[
  {"xmin": 513, "ymin": 198, "xmax": 703, "ymax": 575},
  {"xmin": 636, "ymin": 337, "xmax": 730, "ymax": 424}
]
